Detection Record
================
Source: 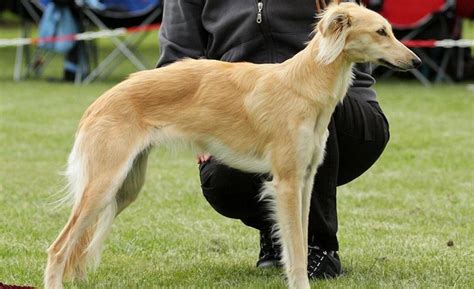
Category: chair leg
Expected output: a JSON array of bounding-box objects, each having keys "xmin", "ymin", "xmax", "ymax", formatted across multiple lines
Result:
[
  {"xmin": 416, "ymin": 48, "xmax": 453, "ymax": 83},
  {"xmin": 81, "ymin": 10, "xmax": 148, "ymax": 83},
  {"xmin": 410, "ymin": 69, "xmax": 431, "ymax": 87},
  {"xmin": 14, "ymin": 5, "xmax": 34, "ymax": 82},
  {"xmin": 80, "ymin": 7, "xmax": 161, "ymax": 83},
  {"xmin": 14, "ymin": 40, "xmax": 24, "ymax": 82},
  {"xmin": 82, "ymin": 48, "xmax": 123, "ymax": 84},
  {"xmin": 435, "ymin": 48, "xmax": 454, "ymax": 83},
  {"xmin": 456, "ymin": 46, "xmax": 464, "ymax": 80},
  {"xmin": 97, "ymin": 33, "xmax": 150, "ymax": 80}
]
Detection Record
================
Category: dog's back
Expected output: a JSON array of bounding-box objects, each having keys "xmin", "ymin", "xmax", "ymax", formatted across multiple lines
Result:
[{"xmin": 78, "ymin": 58, "xmax": 290, "ymax": 164}]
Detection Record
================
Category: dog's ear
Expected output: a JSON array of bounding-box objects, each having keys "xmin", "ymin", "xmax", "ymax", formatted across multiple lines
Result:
[
  {"xmin": 316, "ymin": 9, "xmax": 352, "ymax": 64},
  {"xmin": 318, "ymin": 10, "xmax": 352, "ymax": 38}
]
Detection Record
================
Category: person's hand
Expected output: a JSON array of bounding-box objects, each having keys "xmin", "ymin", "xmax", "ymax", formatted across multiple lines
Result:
[{"xmin": 197, "ymin": 153, "xmax": 212, "ymax": 164}]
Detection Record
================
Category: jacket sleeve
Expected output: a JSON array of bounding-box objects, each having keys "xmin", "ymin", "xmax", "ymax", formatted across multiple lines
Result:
[
  {"xmin": 349, "ymin": 63, "xmax": 377, "ymax": 102},
  {"xmin": 156, "ymin": 0, "xmax": 208, "ymax": 68}
]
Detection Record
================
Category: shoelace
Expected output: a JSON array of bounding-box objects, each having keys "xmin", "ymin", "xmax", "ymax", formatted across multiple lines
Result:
[{"xmin": 307, "ymin": 245, "xmax": 329, "ymax": 278}]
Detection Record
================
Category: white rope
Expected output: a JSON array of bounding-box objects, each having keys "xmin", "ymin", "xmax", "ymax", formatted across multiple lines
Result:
[
  {"xmin": 435, "ymin": 39, "xmax": 474, "ymax": 48},
  {"xmin": 75, "ymin": 28, "xmax": 126, "ymax": 41},
  {"xmin": 0, "ymin": 27, "xmax": 130, "ymax": 48},
  {"xmin": 0, "ymin": 38, "xmax": 33, "ymax": 47}
]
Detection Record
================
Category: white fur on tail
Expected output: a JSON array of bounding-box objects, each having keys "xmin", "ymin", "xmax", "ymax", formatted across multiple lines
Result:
[{"xmin": 61, "ymin": 132, "xmax": 88, "ymax": 207}]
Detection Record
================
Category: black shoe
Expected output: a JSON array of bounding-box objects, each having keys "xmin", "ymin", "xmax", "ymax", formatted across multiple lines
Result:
[
  {"xmin": 307, "ymin": 245, "xmax": 343, "ymax": 279},
  {"xmin": 256, "ymin": 230, "xmax": 282, "ymax": 268}
]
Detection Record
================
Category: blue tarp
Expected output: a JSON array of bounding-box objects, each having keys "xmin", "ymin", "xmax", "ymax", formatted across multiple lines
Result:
[{"xmin": 100, "ymin": 0, "xmax": 159, "ymax": 15}]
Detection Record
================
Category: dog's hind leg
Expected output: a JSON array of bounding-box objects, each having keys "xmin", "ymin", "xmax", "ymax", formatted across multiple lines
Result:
[
  {"xmin": 115, "ymin": 149, "xmax": 149, "ymax": 215},
  {"xmin": 80, "ymin": 149, "xmax": 150, "ymax": 275},
  {"xmin": 44, "ymin": 127, "xmax": 152, "ymax": 289},
  {"xmin": 69, "ymin": 149, "xmax": 150, "ymax": 280}
]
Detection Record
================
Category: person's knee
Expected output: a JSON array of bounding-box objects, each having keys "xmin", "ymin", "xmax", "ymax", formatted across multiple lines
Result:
[
  {"xmin": 335, "ymin": 101, "xmax": 391, "ymax": 186},
  {"xmin": 199, "ymin": 160, "xmax": 260, "ymax": 219},
  {"xmin": 373, "ymin": 109, "xmax": 390, "ymax": 158},
  {"xmin": 382, "ymin": 117, "xmax": 390, "ymax": 146}
]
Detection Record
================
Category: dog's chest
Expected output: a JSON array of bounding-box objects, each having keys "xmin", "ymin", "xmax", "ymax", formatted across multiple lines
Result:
[{"xmin": 334, "ymin": 64, "xmax": 355, "ymax": 102}]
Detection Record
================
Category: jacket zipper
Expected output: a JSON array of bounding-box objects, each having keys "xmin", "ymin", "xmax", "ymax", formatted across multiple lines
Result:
[
  {"xmin": 256, "ymin": 1, "xmax": 263, "ymax": 23},
  {"xmin": 255, "ymin": 0, "xmax": 275, "ymax": 62}
]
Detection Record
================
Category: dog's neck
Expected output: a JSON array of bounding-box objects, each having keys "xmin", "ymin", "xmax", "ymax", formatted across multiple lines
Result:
[{"xmin": 282, "ymin": 34, "xmax": 354, "ymax": 108}]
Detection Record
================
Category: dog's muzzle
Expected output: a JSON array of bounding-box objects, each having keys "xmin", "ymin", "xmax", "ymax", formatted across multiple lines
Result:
[{"xmin": 378, "ymin": 57, "xmax": 422, "ymax": 71}]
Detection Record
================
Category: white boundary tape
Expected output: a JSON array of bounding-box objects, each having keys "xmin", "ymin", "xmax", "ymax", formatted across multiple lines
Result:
[
  {"xmin": 75, "ymin": 28, "xmax": 126, "ymax": 41},
  {"xmin": 435, "ymin": 39, "xmax": 474, "ymax": 48},
  {"xmin": 0, "ymin": 25, "xmax": 159, "ymax": 48}
]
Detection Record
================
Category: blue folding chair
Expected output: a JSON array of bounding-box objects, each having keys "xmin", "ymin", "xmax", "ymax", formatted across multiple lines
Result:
[
  {"xmin": 14, "ymin": 0, "xmax": 95, "ymax": 83},
  {"xmin": 79, "ymin": 0, "xmax": 162, "ymax": 83},
  {"xmin": 14, "ymin": 0, "xmax": 162, "ymax": 83}
]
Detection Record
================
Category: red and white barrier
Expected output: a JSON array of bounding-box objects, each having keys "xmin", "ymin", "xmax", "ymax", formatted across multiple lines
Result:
[
  {"xmin": 0, "ymin": 25, "xmax": 472, "ymax": 49},
  {"xmin": 0, "ymin": 23, "xmax": 161, "ymax": 48},
  {"xmin": 402, "ymin": 39, "xmax": 474, "ymax": 48}
]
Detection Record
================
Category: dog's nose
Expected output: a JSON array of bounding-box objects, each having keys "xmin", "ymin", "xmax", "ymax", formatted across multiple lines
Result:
[{"xmin": 412, "ymin": 57, "xmax": 422, "ymax": 68}]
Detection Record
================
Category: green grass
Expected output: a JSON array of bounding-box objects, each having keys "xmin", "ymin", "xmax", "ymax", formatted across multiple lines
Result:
[{"xmin": 1, "ymin": 18, "xmax": 474, "ymax": 289}]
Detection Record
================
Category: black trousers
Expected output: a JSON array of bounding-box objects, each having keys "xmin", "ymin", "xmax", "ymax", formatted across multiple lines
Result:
[{"xmin": 199, "ymin": 95, "xmax": 390, "ymax": 251}]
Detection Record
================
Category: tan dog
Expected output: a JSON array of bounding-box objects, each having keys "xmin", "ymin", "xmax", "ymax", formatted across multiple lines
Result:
[{"xmin": 44, "ymin": 2, "xmax": 420, "ymax": 289}]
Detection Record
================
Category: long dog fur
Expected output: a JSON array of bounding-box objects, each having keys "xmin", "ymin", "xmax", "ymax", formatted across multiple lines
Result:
[{"xmin": 44, "ymin": 2, "xmax": 419, "ymax": 289}]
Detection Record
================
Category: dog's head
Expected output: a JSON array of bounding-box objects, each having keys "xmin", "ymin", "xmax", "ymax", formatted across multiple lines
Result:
[{"xmin": 315, "ymin": 1, "xmax": 421, "ymax": 71}]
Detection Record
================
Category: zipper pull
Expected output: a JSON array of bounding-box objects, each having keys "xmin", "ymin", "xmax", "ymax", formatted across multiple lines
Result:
[{"xmin": 256, "ymin": 1, "xmax": 263, "ymax": 24}]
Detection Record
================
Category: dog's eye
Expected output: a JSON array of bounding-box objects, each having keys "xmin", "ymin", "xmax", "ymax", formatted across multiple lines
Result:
[{"xmin": 376, "ymin": 29, "xmax": 387, "ymax": 37}]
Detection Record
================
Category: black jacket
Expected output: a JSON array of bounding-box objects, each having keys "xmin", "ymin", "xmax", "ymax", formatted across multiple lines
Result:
[{"xmin": 157, "ymin": 0, "xmax": 377, "ymax": 101}]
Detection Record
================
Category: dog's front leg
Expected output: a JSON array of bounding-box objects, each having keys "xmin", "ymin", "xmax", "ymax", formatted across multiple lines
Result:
[
  {"xmin": 272, "ymin": 174, "xmax": 310, "ymax": 289},
  {"xmin": 271, "ymin": 152, "xmax": 310, "ymax": 289},
  {"xmin": 300, "ymin": 128, "xmax": 330, "ymax": 257},
  {"xmin": 300, "ymin": 151, "xmax": 318, "ymax": 259}
]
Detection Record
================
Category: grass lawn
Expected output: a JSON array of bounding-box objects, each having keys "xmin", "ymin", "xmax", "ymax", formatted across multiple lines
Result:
[{"xmin": 1, "ymin": 17, "xmax": 473, "ymax": 289}]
